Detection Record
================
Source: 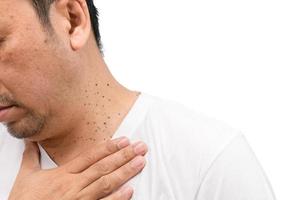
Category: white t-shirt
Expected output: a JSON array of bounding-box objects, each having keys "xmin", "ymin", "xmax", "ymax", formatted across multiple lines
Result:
[{"xmin": 0, "ymin": 93, "xmax": 276, "ymax": 200}]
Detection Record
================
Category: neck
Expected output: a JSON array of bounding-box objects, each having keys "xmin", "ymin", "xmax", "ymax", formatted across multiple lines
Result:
[{"xmin": 38, "ymin": 54, "xmax": 140, "ymax": 166}]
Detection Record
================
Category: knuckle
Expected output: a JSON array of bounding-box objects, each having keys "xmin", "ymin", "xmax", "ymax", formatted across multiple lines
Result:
[
  {"xmin": 105, "ymin": 140, "xmax": 118, "ymax": 153},
  {"xmin": 124, "ymin": 163, "xmax": 134, "ymax": 175},
  {"xmin": 83, "ymin": 153, "xmax": 98, "ymax": 164},
  {"xmin": 99, "ymin": 176, "xmax": 113, "ymax": 195},
  {"xmin": 81, "ymin": 171, "xmax": 96, "ymax": 183},
  {"xmin": 96, "ymin": 162, "xmax": 110, "ymax": 174},
  {"xmin": 121, "ymin": 148, "xmax": 133, "ymax": 161}
]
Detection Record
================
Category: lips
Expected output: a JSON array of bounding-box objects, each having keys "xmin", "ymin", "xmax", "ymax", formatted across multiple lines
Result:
[
  {"xmin": 0, "ymin": 105, "xmax": 14, "ymax": 110},
  {"xmin": 0, "ymin": 105, "xmax": 16, "ymax": 123}
]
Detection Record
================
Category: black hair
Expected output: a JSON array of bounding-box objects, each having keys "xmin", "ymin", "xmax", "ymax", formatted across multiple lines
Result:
[{"xmin": 31, "ymin": 0, "xmax": 103, "ymax": 53}]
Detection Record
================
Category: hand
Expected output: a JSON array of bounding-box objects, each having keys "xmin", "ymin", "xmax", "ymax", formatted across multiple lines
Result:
[{"xmin": 8, "ymin": 137, "xmax": 148, "ymax": 200}]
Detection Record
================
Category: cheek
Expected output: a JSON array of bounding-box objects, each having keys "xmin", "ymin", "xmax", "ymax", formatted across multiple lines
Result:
[
  {"xmin": 1, "ymin": 23, "xmax": 78, "ymax": 114},
  {"xmin": 0, "ymin": 37, "xmax": 61, "ymax": 113}
]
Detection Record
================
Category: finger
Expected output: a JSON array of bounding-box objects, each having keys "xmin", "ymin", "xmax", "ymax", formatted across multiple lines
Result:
[
  {"xmin": 64, "ymin": 137, "xmax": 130, "ymax": 173},
  {"xmin": 79, "ymin": 155, "xmax": 146, "ymax": 199},
  {"xmin": 19, "ymin": 140, "xmax": 41, "ymax": 177},
  {"xmin": 100, "ymin": 185, "xmax": 133, "ymax": 200},
  {"xmin": 80, "ymin": 141, "xmax": 147, "ymax": 187}
]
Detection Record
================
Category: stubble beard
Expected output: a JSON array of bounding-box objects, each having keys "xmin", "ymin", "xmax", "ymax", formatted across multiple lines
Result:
[{"xmin": 5, "ymin": 109, "xmax": 46, "ymax": 139}]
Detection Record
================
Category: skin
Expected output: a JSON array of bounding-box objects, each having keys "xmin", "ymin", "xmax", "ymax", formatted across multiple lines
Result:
[
  {"xmin": 0, "ymin": 0, "xmax": 142, "ymax": 166},
  {"xmin": 0, "ymin": 0, "xmax": 148, "ymax": 198},
  {"xmin": 9, "ymin": 138, "xmax": 147, "ymax": 200}
]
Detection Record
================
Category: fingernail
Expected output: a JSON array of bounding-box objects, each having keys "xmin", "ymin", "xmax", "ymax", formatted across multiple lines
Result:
[
  {"xmin": 133, "ymin": 141, "xmax": 147, "ymax": 155},
  {"xmin": 121, "ymin": 185, "xmax": 133, "ymax": 196},
  {"xmin": 131, "ymin": 156, "xmax": 145, "ymax": 169},
  {"xmin": 115, "ymin": 137, "xmax": 129, "ymax": 149}
]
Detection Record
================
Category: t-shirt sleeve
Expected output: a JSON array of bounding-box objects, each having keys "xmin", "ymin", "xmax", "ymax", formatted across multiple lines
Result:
[{"xmin": 195, "ymin": 134, "xmax": 276, "ymax": 200}]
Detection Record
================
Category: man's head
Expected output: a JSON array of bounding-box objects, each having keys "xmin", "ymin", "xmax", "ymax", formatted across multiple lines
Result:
[{"xmin": 0, "ymin": 0, "xmax": 105, "ymax": 140}]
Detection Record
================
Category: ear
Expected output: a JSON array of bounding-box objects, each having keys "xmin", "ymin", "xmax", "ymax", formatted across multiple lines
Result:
[{"xmin": 55, "ymin": 0, "xmax": 91, "ymax": 50}]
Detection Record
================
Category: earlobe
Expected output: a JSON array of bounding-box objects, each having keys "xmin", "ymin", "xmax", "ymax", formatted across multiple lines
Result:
[{"xmin": 67, "ymin": 0, "xmax": 91, "ymax": 50}]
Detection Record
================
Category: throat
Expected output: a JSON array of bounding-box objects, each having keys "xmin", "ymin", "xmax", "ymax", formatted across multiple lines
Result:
[{"xmin": 39, "ymin": 91, "xmax": 141, "ymax": 166}]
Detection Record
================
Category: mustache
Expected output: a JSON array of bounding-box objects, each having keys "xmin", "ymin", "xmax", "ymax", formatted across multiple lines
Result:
[{"xmin": 0, "ymin": 95, "xmax": 22, "ymax": 107}]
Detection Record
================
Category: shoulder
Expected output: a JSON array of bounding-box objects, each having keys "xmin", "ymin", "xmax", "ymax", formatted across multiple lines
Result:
[
  {"xmin": 141, "ymin": 94, "xmax": 243, "ymax": 175},
  {"xmin": 143, "ymin": 94, "xmax": 241, "ymax": 151}
]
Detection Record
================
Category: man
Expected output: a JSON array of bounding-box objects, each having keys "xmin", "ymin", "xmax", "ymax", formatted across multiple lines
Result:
[{"xmin": 0, "ymin": 0, "xmax": 276, "ymax": 199}]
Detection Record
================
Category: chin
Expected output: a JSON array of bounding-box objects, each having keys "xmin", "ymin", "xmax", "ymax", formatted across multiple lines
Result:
[{"xmin": 6, "ymin": 115, "xmax": 45, "ymax": 139}]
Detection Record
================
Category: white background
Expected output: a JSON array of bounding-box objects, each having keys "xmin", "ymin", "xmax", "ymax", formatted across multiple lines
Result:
[{"xmin": 95, "ymin": 0, "xmax": 300, "ymax": 199}]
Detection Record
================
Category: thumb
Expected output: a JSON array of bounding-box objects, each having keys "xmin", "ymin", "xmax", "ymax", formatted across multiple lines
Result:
[{"xmin": 19, "ymin": 140, "xmax": 41, "ymax": 176}]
